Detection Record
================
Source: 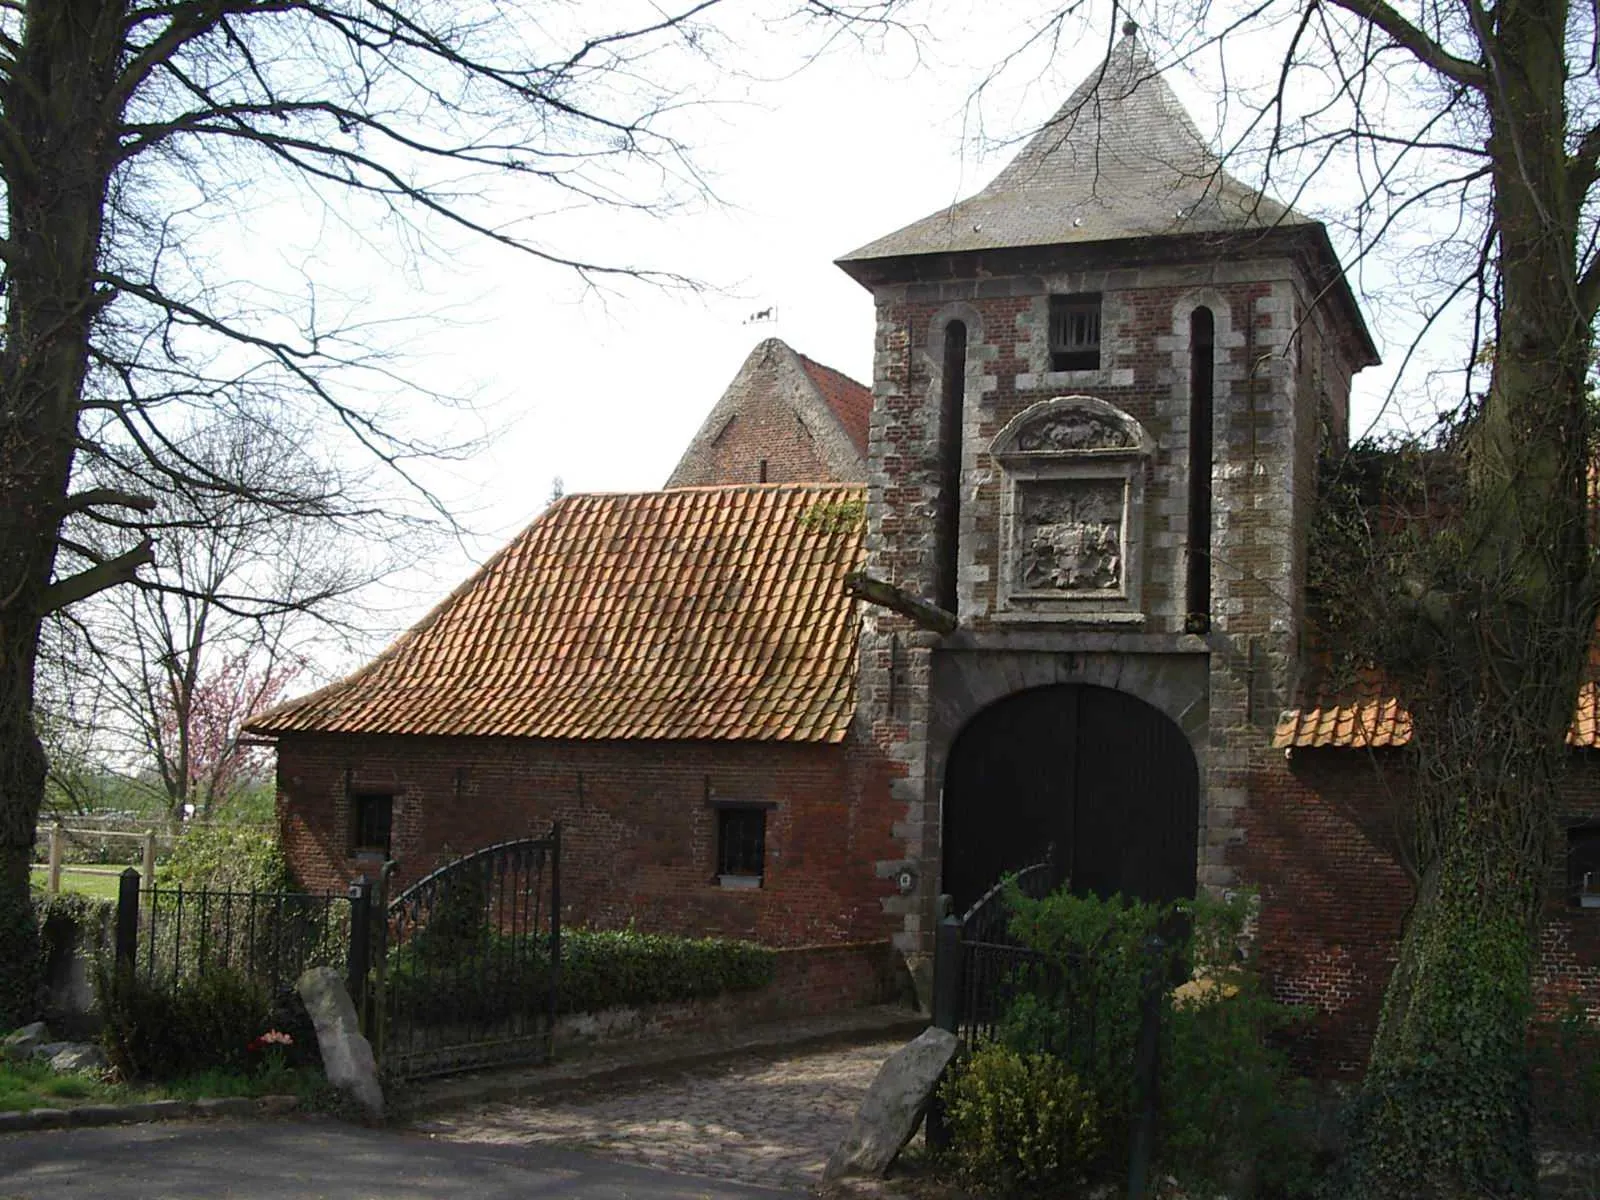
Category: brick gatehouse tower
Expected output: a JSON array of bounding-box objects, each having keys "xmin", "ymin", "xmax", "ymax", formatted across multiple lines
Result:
[{"xmin": 838, "ymin": 27, "xmax": 1383, "ymax": 1060}]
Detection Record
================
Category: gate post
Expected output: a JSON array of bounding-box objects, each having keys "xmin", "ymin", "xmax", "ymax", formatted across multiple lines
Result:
[
  {"xmin": 347, "ymin": 875, "xmax": 373, "ymax": 1027},
  {"xmin": 1126, "ymin": 936, "xmax": 1166, "ymax": 1200},
  {"xmin": 931, "ymin": 901, "xmax": 962, "ymax": 1034},
  {"xmin": 114, "ymin": 867, "xmax": 140, "ymax": 970},
  {"xmin": 926, "ymin": 897, "xmax": 962, "ymax": 1151},
  {"xmin": 545, "ymin": 822, "xmax": 562, "ymax": 1055},
  {"xmin": 47, "ymin": 823, "xmax": 63, "ymax": 898}
]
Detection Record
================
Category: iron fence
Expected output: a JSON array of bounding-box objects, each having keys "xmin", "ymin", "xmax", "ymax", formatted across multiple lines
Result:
[{"xmin": 112, "ymin": 869, "xmax": 352, "ymax": 1000}]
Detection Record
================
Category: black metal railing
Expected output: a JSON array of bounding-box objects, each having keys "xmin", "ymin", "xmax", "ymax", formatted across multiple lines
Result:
[
  {"xmin": 112, "ymin": 868, "xmax": 351, "ymax": 998},
  {"xmin": 372, "ymin": 826, "xmax": 561, "ymax": 1080},
  {"xmin": 929, "ymin": 860, "xmax": 1168, "ymax": 1199}
]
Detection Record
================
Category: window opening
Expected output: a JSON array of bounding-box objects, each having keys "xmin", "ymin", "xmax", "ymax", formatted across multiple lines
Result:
[
  {"xmin": 934, "ymin": 320, "xmax": 967, "ymax": 616},
  {"xmin": 350, "ymin": 792, "xmax": 393, "ymax": 857},
  {"xmin": 717, "ymin": 806, "xmax": 767, "ymax": 883},
  {"xmin": 1569, "ymin": 825, "xmax": 1600, "ymax": 907},
  {"xmin": 1185, "ymin": 306, "xmax": 1215, "ymax": 631},
  {"xmin": 1049, "ymin": 294, "xmax": 1102, "ymax": 372},
  {"xmin": 759, "ymin": 458, "xmax": 769, "ymax": 483}
]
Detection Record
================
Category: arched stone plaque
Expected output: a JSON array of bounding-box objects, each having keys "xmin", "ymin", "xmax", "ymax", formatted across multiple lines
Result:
[{"xmin": 990, "ymin": 396, "xmax": 1154, "ymax": 621}]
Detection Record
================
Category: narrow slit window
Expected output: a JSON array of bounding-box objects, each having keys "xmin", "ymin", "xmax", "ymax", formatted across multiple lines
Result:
[
  {"xmin": 1049, "ymin": 294, "xmax": 1102, "ymax": 372},
  {"xmin": 934, "ymin": 320, "xmax": 967, "ymax": 616},
  {"xmin": 1186, "ymin": 306, "xmax": 1215, "ymax": 631}
]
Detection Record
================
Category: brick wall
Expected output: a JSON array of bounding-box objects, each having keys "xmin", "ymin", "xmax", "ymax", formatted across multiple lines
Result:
[
  {"xmin": 553, "ymin": 940, "xmax": 904, "ymax": 1046},
  {"xmin": 691, "ymin": 385, "xmax": 834, "ymax": 486},
  {"xmin": 275, "ymin": 732, "xmax": 903, "ymax": 948},
  {"xmin": 1241, "ymin": 747, "xmax": 1600, "ymax": 1073}
]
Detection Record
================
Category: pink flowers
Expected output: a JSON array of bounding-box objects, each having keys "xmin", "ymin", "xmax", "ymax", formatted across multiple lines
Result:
[{"xmin": 246, "ymin": 1029, "xmax": 293, "ymax": 1054}]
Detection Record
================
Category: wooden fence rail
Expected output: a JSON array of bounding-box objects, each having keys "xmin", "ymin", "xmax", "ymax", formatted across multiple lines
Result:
[{"xmin": 44, "ymin": 823, "xmax": 157, "ymax": 897}]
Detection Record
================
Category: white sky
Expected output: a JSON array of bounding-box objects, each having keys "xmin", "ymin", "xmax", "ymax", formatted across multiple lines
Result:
[{"xmin": 248, "ymin": 4, "xmax": 1442, "ymax": 677}]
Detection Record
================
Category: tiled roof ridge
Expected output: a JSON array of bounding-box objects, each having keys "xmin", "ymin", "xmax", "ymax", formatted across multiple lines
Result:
[{"xmin": 657, "ymin": 480, "xmax": 864, "ymax": 494}]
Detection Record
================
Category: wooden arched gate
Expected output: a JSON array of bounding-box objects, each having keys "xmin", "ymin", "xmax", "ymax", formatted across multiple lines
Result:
[{"xmin": 940, "ymin": 683, "xmax": 1199, "ymax": 912}]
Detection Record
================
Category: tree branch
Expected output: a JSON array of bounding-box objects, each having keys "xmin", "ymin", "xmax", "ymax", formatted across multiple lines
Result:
[
  {"xmin": 61, "ymin": 488, "xmax": 157, "ymax": 516},
  {"xmin": 1323, "ymin": 0, "xmax": 1487, "ymax": 87},
  {"xmin": 38, "ymin": 538, "xmax": 155, "ymax": 616}
]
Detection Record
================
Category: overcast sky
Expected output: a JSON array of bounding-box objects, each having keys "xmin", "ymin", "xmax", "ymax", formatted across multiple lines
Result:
[{"xmin": 246, "ymin": 3, "xmax": 1442, "ymax": 674}]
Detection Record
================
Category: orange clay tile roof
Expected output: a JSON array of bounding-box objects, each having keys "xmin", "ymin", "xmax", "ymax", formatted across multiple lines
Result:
[
  {"xmin": 798, "ymin": 354, "xmax": 872, "ymax": 457},
  {"xmin": 246, "ymin": 484, "xmax": 866, "ymax": 742},
  {"xmin": 1274, "ymin": 681, "xmax": 1600, "ymax": 749}
]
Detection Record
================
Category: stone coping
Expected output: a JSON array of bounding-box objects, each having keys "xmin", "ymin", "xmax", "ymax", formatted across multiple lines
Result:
[
  {"xmin": 0, "ymin": 1093, "xmax": 300, "ymax": 1134},
  {"xmin": 394, "ymin": 1003, "xmax": 929, "ymax": 1119}
]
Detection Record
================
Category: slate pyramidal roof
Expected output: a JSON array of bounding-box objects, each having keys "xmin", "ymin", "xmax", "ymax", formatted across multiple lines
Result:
[
  {"xmin": 840, "ymin": 28, "xmax": 1376, "ymax": 364},
  {"xmin": 845, "ymin": 28, "xmax": 1298, "ymax": 258},
  {"xmin": 247, "ymin": 484, "xmax": 865, "ymax": 743}
]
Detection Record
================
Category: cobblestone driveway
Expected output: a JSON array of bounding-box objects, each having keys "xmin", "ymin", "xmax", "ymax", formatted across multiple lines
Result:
[{"xmin": 414, "ymin": 1038, "xmax": 903, "ymax": 1193}]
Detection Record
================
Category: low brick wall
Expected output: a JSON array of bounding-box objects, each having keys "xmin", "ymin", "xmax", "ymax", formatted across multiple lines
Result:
[{"xmin": 554, "ymin": 940, "xmax": 903, "ymax": 1048}]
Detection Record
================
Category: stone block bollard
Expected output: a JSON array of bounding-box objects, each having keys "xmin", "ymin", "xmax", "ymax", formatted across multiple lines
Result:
[{"xmin": 296, "ymin": 966, "xmax": 384, "ymax": 1121}]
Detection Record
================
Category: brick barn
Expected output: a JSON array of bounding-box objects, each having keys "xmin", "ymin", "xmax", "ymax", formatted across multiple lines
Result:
[{"xmin": 249, "ymin": 29, "xmax": 1600, "ymax": 1069}]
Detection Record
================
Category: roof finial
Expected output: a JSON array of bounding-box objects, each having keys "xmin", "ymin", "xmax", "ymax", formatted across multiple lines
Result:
[{"xmin": 1122, "ymin": 19, "xmax": 1138, "ymax": 36}]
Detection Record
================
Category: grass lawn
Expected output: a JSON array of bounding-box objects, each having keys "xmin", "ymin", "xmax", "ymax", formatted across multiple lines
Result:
[
  {"xmin": 0, "ymin": 1059, "xmax": 126, "ymax": 1111},
  {"xmin": 0, "ymin": 1056, "xmax": 331, "ymax": 1113},
  {"xmin": 29, "ymin": 866, "xmax": 125, "ymax": 902}
]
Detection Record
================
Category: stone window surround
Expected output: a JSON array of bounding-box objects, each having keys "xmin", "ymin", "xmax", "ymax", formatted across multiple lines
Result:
[
  {"xmin": 990, "ymin": 395, "xmax": 1156, "ymax": 626},
  {"xmin": 1016, "ymin": 282, "xmax": 1134, "ymax": 392}
]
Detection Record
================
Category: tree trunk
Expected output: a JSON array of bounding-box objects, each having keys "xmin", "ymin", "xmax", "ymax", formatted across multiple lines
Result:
[
  {"xmin": 0, "ymin": 0, "xmax": 126, "ymax": 1023},
  {"xmin": 1343, "ymin": 1, "xmax": 1592, "ymax": 1190}
]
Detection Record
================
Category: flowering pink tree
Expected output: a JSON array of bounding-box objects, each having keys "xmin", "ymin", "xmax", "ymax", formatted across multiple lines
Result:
[{"xmin": 154, "ymin": 649, "xmax": 302, "ymax": 820}]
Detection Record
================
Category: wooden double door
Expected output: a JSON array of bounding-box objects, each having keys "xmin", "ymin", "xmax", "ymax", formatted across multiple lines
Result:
[{"xmin": 940, "ymin": 683, "xmax": 1200, "ymax": 914}]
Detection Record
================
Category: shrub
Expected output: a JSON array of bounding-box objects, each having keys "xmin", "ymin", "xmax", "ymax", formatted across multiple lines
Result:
[
  {"xmin": 1162, "ymin": 965, "xmax": 1316, "ymax": 1196},
  {"xmin": 557, "ymin": 928, "xmax": 775, "ymax": 1013},
  {"xmin": 101, "ymin": 965, "xmax": 268, "ymax": 1079},
  {"xmin": 998, "ymin": 886, "xmax": 1165, "ymax": 1127},
  {"xmin": 156, "ymin": 824, "xmax": 289, "ymax": 892},
  {"xmin": 939, "ymin": 1042, "xmax": 1102, "ymax": 1196},
  {"xmin": 36, "ymin": 892, "xmax": 114, "ymax": 965},
  {"xmin": 972, "ymin": 886, "xmax": 1316, "ymax": 1197},
  {"xmin": 0, "ymin": 890, "xmax": 40, "ymax": 1027},
  {"xmin": 99, "ymin": 964, "xmax": 320, "ymax": 1081}
]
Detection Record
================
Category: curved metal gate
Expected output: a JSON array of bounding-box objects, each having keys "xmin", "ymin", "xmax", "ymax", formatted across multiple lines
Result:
[{"xmin": 365, "ymin": 826, "xmax": 561, "ymax": 1080}]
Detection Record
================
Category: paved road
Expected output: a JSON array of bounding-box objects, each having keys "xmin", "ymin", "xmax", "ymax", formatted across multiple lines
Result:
[
  {"xmin": 0, "ymin": 1119, "xmax": 794, "ymax": 1199},
  {"xmin": 417, "ymin": 1038, "xmax": 902, "ymax": 1193}
]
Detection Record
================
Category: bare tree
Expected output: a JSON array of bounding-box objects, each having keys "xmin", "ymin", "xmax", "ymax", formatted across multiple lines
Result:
[
  {"xmin": 0, "ymin": 0, "xmax": 898, "ymax": 1022},
  {"xmin": 965, "ymin": 2, "xmax": 1598, "ymax": 1191},
  {"xmin": 46, "ymin": 416, "xmax": 379, "ymax": 824}
]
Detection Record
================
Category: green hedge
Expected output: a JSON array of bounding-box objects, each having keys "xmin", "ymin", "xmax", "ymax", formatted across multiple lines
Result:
[
  {"xmin": 385, "ymin": 927, "xmax": 776, "ymax": 1026},
  {"xmin": 559, "ymin": 929, "xmax": 774, "ymax": 1013}
]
